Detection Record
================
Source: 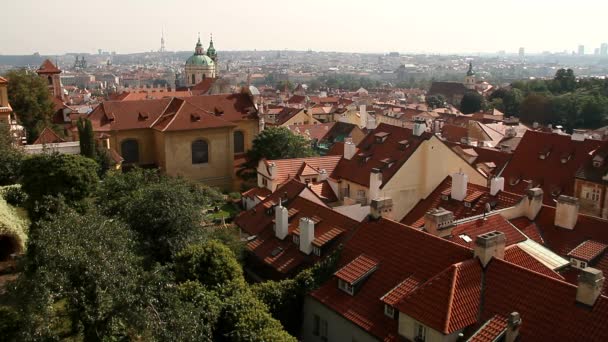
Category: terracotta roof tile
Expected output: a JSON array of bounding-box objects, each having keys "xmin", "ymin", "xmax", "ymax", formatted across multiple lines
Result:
[
  {"xmin": 504, "ymin": 245, "xmax": 564, "ymax": 280},
  {"xmin": 447, "ymin": 215, "xmax": 528, "ymax": 249},
  {"xmin": 467, "ymin": 315, "xmax": 507, "ymax": 342},
  {"xmin": 334, "ymin": 254, "xmax": 380, "ymax": 285},
  {"xmin": 308, "ymin": 181, "xmax": 338, "ymax": 203},
  {"xmin": 263, "ymin": 155, "xmax": 341, "ymax": 187},
  {"xmin": 567, "ymin": 240, "xmax": 608, "ymax": 262},
  {"xmin": 380, "ymin": 276, "xmax": 420, "ymax": 306},
  {"xmin": 37, "ymin": 59, "xmax": 61, "ymax": 74},
  {"xmin": 242, "ymin": 187, "xmax": 272, "ymax": 200},
  {"xmin": 32, "ymin": 127, "xmax": 65, "ymax": 145}
]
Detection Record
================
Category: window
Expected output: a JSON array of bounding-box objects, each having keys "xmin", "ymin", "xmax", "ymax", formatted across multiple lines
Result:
[
  {"xmin": 313, "ymin": 246, "xmax": 321, "ymax": 256},
  {"xmin": 293, "ymin": 235, "xmax": 299, "ymax": 245},
  {"xmin": 414, "ymin": 322, "xmax": 427, "ymax": 342},
  {"xmin": 262, "ymin": 178, "xmax": 268, "ymax": 187},
  {"xmin": 338, "ymin": 279, "xmax": 354, "ymax": 295},
  {"xmin": 357, "ymin": 190, "xmax": 366, "ymax": 199},
  {"xmin": 234, "ymin": 131, "xmax": 245, "ymax": 154},
  {"xmin": 581, "ymin": 261, "xmax": 587, "ymax": 269},
  {"xmin": 121, "ymin": 139, "xmax": 139, "ymax": 164},
  {"xmin": 384, "ymin": 304, "xmax": 395, "ymax": 318},
  {"xmin": 192, "ymin": 140, "xmax": 209, "ymax": 164},
  {"xmin": 320, "ymin": 319, "xmax": 328, "ymax": 342},
  {"xmin": 313, "ymin": 315, "xmax": 320, "ymax": 336},
  {"xmin": 191, "ymin": 74, "xmax": 195, "ymax": 85}
]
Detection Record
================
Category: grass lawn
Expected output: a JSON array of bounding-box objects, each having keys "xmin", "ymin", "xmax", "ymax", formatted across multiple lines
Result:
[{"xmin": 204, "ymin": 202, "xmax": 241, "ymax": 221}]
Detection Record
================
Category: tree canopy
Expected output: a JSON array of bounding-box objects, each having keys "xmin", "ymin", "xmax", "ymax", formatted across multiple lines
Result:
[
  {"xmin": 425, "ymin": 94, "xmax": 446, "ymax": 109},
  {"xmin": 247, "ymin": 127, "xmax": 316, "ymax": 166},
  {"xmin": 460, "ymin": 91, "xmax": 484, "ymax": 114},
  {"xmin": 0, "ymin": 123, "xmax": 23, "ymax": 185}
]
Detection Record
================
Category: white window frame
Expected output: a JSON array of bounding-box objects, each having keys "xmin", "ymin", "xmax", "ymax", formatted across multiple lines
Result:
[
  {"xmin": 338, "ymin": 278, "xmax": 355, "ymax": 295},
  {"xmin": 384, "ymin": 304, "xmax": 395, "ymax": 318},
  {"xmin": 414, "ymin": 322, "xmax": 427, "ymax": 341},
  {"xmin": 313, "ymin": 246, "xmax": 321, "ymax": 256}
]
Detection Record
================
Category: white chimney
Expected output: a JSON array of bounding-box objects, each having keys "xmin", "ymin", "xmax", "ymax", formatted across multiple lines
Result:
[
  {"xmin": 359, "ymin": 104, "xmax": 367, "ymax": 129},
  {"xmin": 318, "ymin": 169, "xmax": 328, "ymax": 181},
  {"xmin": 576, "ymin": 268, "xmax": 604, "ymax": 306},
  {"xmin": 424, "ymin": 208, "xmax": 455, "ymax": 237},
  {"xmin": 369, "ymin": 168, "xmax": 382, "ymax": 203},
  {"xmin": 490, "ymin": 177, "xmax": 505, "ymax": 196},
  {"xmin": 572, "ymin": 129, "xmax": 586, "ymax": 141},
  {"xmin": 555, "ymin": 195, "xmax": 579, "ymax": 230},
  {"xmin": 275, "ymin": 201, "xmax": 289, "ymax": 240},
  {"xmin": 451, "ymin": 171, "xmax": 468, "ymax": 201},
  {"xmin": 366, "ymin": 113, "xmax": 377, "ymax": 130},
  {"xmin": 505, "ymin": 312, "xmax": 522, "ymax": 342},
  {"xmin": 299, "ymin": 217, "xmax": 315, "ymax": 255},
  {"xmin": 413, "ymin": 118, "xmax": 426, "ymax": 137},
  {"xmin": 344, "ymin": 137, "xmax": 356, "ymax": 160},
  {"xmin": 524, "ymin": 188, "xmax": 544, "ymax": 220},
  {"xmin": 474, "ymin": 231, "xmax": 506, "ymax": 267},
  {"xmin": 370, "ymin": 197, "xmax": 393, "ymax": 220}
]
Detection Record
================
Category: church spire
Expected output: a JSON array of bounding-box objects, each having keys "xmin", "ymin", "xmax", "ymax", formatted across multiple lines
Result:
[
  {"xmin": 207, "ymin": 33, "xmax": 217, "ymax": 62},
  {"xmin": 195, "ymin": 33, "xmax": 204, "ymax": 55},
  {"xmin": 466, "ymin": 61, "xmax": 474, "ymax": 76}
]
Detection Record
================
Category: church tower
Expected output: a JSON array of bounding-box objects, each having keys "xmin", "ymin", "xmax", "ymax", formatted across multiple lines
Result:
[
  {"xmin": 207, "ymin": 34, "xmax": 217, "ymax": 62},
  {"xmin": 464, "ymin": 61, "xmax": 476, "ymax": 90},
  {"xmin": 37, "ymin": 59, "xmax": 63, "ymax": 99},
  {"xmin": 185, "ymin": 35, "xmax": 216, "ymax": 87}
]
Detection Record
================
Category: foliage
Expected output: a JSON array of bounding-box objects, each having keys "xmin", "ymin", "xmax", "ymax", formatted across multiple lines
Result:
[
  {"xmin": 519, "ymin": 93, "xmax": 551, "ymax": 124},
  {"xmin": 76, "ymin": 118, "xmax": 96, "ymax": 159},
  {"xmin": 0, "ymin": 305, "xmax": 20, "ymax": 341},
  {"xmin": 200, "ymin": 226, "xmax": 246, "ymax": 263},
  {"xmin": 4, "ymin": 69, "xmax": 54, "ymax": 143},
  {"xmin": 459, "ymin": 91, "xmax": 484, "ymax": 114},
  {"xmin": 94, "ymin": 144, "xmax": 113, "ymax": 177},
  {"xmin": 425, "ymin": 94, "xmax": 446, "ymax": 109},
  {"xmin": 318, "ymin": 74, "xmax": 382, "ymax": 91},
  {"xmin": 0, "ymin": 123, "xmax": 23, "ymax": 186},
  {"xmin": 20, "ymin": 153, "xmax": 99, "ymax": 205},
  {"xmin": 1, "ymin": 185, "xmax": 28, "ymax": 206},
  {"xmin": 174, "ymin": 240, "xmax": 245, "ymax": 288},
  {"xmin": 276, "ymin": 80, "xmax": 294, "ymax": 92},
  {"xmin": 15, "ymin": 210, "xmax": 144, "ymax": 341},
  {"xmin": 0, "ymin": 192, "xmax": 29, "ymax": 255},
  {"xmin": 247, "ymin": 127, "xmax": 316, "ymax": 166}
]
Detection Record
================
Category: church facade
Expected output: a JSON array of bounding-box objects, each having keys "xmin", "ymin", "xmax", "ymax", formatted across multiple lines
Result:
[{"xmin": 185, "ymin": 35, "xmax": 218, "ymax": 87}]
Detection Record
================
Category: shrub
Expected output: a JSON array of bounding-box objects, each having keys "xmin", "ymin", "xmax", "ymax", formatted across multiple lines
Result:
[{"xmin": 2, "ymin": 186, "xmax": 28, "ymax": 206}]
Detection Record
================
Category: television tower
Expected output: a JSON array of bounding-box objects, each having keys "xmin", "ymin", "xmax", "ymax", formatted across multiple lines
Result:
[{"xmin": 159, "ymin": 29, "xmax": 166, "ymax": 53}]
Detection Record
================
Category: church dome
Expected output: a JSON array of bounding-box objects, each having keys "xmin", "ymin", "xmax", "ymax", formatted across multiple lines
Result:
[{"xmin": 186, "ymin": 54, "xmax": 215, "ymax": 66}]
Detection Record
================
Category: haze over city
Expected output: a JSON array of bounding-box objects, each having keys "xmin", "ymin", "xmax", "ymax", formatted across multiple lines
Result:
[{"xmin": 3, "ymin": 0, "xmax": 608, "ymax": 55}]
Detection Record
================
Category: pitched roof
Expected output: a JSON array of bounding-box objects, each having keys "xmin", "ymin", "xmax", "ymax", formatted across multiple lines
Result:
[
  {"xmin": 500, "ymin": 130, "xmax": 602, "ymax": 204},
  {"xmin": 262, "ymin": 155, "xmax": 341, "ymax": 187},
  {"xmin": 575, "ymin": 141, "xmax": 608, "ymax": 184},
  {"xmin": 334, "ymin": 254, "xmax": 380, "ymax": 285},
  {"xmin": 467, "ymin": 315, "xmax": 507, "ymax": 342},
  {"xmin": 332, "ymin": 123, "xmax": 432, "ymax": 187},
  {"xmin": 32, "ymin": 127, "xmax": 66, "ymax": 145},
  {"xmin": 401, "ymin": 177, "xmax": 521, "ymax": 228},
  {"xmin": 504, "ymin": 245, "xmax": 564, "ymax": 280},
  {"xmin": 287, "ymin": 122, "xmax": 334, "ymax": 141},
  {"xmin": 446, "ymin": 215, "xmax": 528, "ymax": 249},
  {"xmin": 310, "ymin": 218, "xmax": 472, "ymax": 341},
  {"xmin": 152, "ymin": 99, "xmax": 236, "ymax": 131},
  {"xmin": 567, "ymin": 240, "xmax": 608, "ymax": 262},
  {"xmin": 37, "ymin": 59, "xmax": 61, "ymax": 74}
]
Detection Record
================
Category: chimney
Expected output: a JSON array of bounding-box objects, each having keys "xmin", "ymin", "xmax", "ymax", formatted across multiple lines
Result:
[
  {"xmin": 413, "ymin": 118, "xmax": 426, "ymax": 136},
  {"xmin": 505, "ymin": 127, "xmax": 517, "ymax": 138},
  {"xmin": 370, "ymin": 197, "xmax": 393, "ymax": 220},
  {"xmin": 554, "ymin": 195, "xmax": 579, "ymax": 230},
  {"xmin": 474, "ymin": 231, "xmax": 506, "ymax": 267},
  {"xmin": 524, "ymin": 188, "xmax": 543, "ymax": 220},
  {"xmin": 451, "ymin": 171, "xmax": 468, "ymax": 201},
  {"xmin": 572, "ymin": 129, "xmax": 586, "ymax": 141},
  {"xmin": 576, "ymin": 267, "xmax": 604, "ymax": 306},
  {"xmin": 359, "ymin": 104, "xmax": 367, "ymax": 128},
  {"xmin": 369, "ymin": 168, "xmax": 382, "ymax": 202},
  {"xmin": 318, "ymin": 169, "xmax": 328, "ymax": 181},
  {"xmin": 489, "ymin": 177, "xmax": 504, "ymax": 196},
  {"xmin": 499, "ymin": 143, "xmax": 511, "ymax": 153},
  {"xmin": 267, "ymin": 162, "xmax": 276, "ymax": 179},
  {"xmin": 274, "ymin": 201, "xmax": 288, "ymax": 240},
  {"xmin": 366, "ymin": 114, "xmax": 377, "ymax": 130},
  {"xmin": 299, "ymin": 217, "xmax": 315, "ymax": 255},
  {"xmin": 505, "ymin": 312, "xmax": 522, "ymax": 342},
  {"xmin": 424, "ymin": 208, "xmax": 455, "ymax": 237},
  {"xmin": 344, "ymin": 137, "xmax": 356, "ymax": 160}
]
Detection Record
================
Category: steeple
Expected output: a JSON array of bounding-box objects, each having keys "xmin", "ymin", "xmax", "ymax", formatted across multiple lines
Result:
[
  {"xmin": 194, "ymin": 33, "xmax": 204, "ymax": 55},
  {"xmin": 467, "ymin": 61, "xmax": 474, "ymax": 76},
  {"xmin": 207, "ymin": 33, "xmax": 217, "ymax": 62}
]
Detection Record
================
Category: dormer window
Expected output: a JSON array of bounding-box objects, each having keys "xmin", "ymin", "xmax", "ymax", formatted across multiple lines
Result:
[
  {"xmin": 313, "ymin": 246, "xmax": 321, "ymax": 256},
  {"xmin": 398, "ymin": 140, "xmax": 410, "ymax": 151},
  {"xmin": 375, "ymin": 132, "xmax": 390, "ymax": 143},
  {"xmin": 293, "ymin": 234, "xmax": 299, "ymax": 245},
  {"xmin": 464, "ymin": 201, "xmax": 472, "ymax": 208},
  {"xmin": 509, "ymin": 176, "xmax": 521, "ymax": 186},
  {"xmin": 384, "ymin": 304, "xmax": 395, "ymax": 318},
  {"xmin": 334, "ymin": 254, "xmax": 379, "ymax": 296},
  {"xmin": 561, "ymin": 153, "xmax": 572, "ymax": 164},
  {"xmin": 338, "ymin": 279, "xmax": 355, "ymax": 295},
  {"xmin": 538, "ymin": 147, "xmax": 551, "ymax": 160}
]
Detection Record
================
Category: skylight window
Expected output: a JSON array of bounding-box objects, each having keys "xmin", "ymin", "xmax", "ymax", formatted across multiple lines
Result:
[{"xmin": 459, "ymin": 234, "xmax": 472, "ymax": 243}]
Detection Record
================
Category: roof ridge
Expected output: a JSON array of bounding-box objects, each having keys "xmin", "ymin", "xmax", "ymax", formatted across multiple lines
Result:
[
  {"xmin": 159, "ymin": 97, "xmax": 185, "ymax": 132},
  {"xmin": 443, "ymin": 263, "xmax": 461, "ymax": 333}
]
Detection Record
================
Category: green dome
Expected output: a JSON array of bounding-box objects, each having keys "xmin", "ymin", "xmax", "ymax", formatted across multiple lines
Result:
[{"xmin": 186, "ymin": 54, "xmax": 215, "ymax": 66}]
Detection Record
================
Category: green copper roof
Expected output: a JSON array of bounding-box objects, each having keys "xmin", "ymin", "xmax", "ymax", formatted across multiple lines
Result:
[
  {"xmin": 186, "ymin": 54, "xmax": 215, "ymax": 66},
  {"xmin": 207, "ymin": 38, "xmax": 216, "ymax": 56},
  {"xmin": 466, "ymin": 61, "xmax": 475, "ymax": 76}
]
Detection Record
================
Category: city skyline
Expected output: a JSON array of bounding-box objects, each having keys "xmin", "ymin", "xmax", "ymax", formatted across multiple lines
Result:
[{"xmin": 2, "ymin": 0, "xmax": 608, "ymax": 55}]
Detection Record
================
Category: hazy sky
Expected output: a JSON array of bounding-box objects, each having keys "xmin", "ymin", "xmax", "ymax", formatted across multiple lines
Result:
[{"xmin": 2, "ymin": 0, "xmax": 607, "ymax": 55}]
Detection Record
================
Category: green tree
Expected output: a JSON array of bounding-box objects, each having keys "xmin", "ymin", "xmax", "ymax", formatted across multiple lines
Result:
[
  {"xmin": 502, "ymin": 88, "xmax": 524, "ymax": 117},
  {"xmin": 247, "ymin": 127, "xmax": 316, "ymax": 166},
  {"xmin": 426, "ymin": 94, "xmax": 446, "ymax": 109},
  {"xmin": 20, "ymin": 153, "xmax": 99, "ymax": 204},
  {"xmin": 0, "ymin": 123, "xmax": 23, "ymax": 185},
  {"xmin": 459, "ymin": 91, "xmax": 484, "ymax": 114},
  {"xmin": 520, "ymin": 93, "xmax": 551, "ymax": 124},
  {"xmin": 552, "ymin": 68, "xmax": 576, "ymax": 93},
  {"xmin": 4, "ymin": 69, "xmax": 54, "ymax": 143},
  {"xmin": 15, "ymin": 210, "xmax": 144, "ymax": 341},
  {"xmin": 76, "ymin": 118, "xmax": 96, "ymax": 159}
]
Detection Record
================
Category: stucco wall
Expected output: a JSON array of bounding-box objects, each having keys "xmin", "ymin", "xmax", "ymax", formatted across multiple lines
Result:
[
  {"xmin": 113, "ymin": 129, "xmax": 157, "ymax": 166},
  {"xmin": 398, "ymin": 313, "xmax": 462, "ymax": 342},
  {"xmin": 233, "ymin": 119, "xmax": 259, "ymax": 152},
  {"xmin": 302, "ymin": 296, "xmax": 380, "ymax": 342}
]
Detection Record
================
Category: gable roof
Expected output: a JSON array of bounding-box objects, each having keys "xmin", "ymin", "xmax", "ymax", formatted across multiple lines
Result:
[
  {"xmin": 332, "ymin": 123, "xmax": 433, "ymax": 187},
  {"xmin": 262, "ymin": 155, "xmax": 342, "ymax": 186},
  {"xmin": 32, "ymin": 127, "xmax": 66, "ymax": 145},
  {"xmin": 37, "ymin": 59, "xmax": 61, "ymax": 74}
]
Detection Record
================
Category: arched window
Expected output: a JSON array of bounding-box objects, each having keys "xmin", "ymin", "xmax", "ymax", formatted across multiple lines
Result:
[
  {"xmin": 47, "ymin": 76, "xmax": 53, "ymax": 85},
  {"xmin": 192, "ymin": 139, "xmax": 209, "ymax": 164},
  {"xmin": 191, "ymin": 74, "xmax": 196, "ymax": 85},
  {"xmin": 234, "ymin": 131, "xmax": 245, "ymax": 154},
  {"xmin": 121, "ymin": 139, "xmax": 139, "ymax": 164}
]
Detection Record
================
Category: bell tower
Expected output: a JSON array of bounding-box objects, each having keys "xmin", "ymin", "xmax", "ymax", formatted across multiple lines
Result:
[
  {"xmin": 37, "ymin": 59, "xmax": 63, "ymax": 99},
  {"xmin": 464, "ymin": 61, "xmax": 476, "ymax": 90}
]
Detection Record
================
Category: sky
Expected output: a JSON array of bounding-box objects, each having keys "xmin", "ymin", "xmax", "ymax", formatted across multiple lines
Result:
[{"xmin": 1, "ymin": 0, "xmax": 607, "ymax": 55}]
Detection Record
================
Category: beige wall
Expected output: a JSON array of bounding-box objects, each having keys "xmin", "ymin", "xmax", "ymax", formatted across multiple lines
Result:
[
  {"xmin": 112, "ymin": 129, "xmax": 157, "ymax": 166},
  {"xmin": 398, "ymin": 313, "xmax": 462, "ymax": 342},
  {"xmin": 281, "ymin": 110, "xmax": 320, "ymax": 126},
  {"xmin": 233, "ymin": 119, "xmax": 259, "ymax": 152},
  {"xmin": 574, "ymin": 179, "xmax": 605, "ymax": 218}
]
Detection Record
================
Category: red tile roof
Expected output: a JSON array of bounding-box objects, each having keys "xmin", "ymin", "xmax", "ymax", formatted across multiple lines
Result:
[
  {"xmin": 504, "ymin": 245, "xmax": 564, "ymax": 280},
  {"xmin": 326, "ymin": 141, "xmax": 344, "ymax": 156},
  {"xmin": 287, "ymin": 122, "xmax": 334, "ymax": 141},
  {"xmin": 441, "ymin": 124, "xmax": 468, "ymax": 143},
  {"xmin": 467, "ymin": 315, "xmax": 507, "ymax": 342},
  {"xmin": 308, "ymin": 181, "xmax": 338, "ymax": 203},
  {"xmin": 242, "ymin": 187, "xmax": 272, "ymax": 201},
  {"xmin": 397, "ymin": 259, "xmax": 482, "ymax": 334},
  {"xmin": 447, "ymin": 215, "xmax": 528, "ymax": 249},
  {"xmin": 500, "ymin": 131, "xmax": 601, "ymax": 204},
  {"xmin": 152, "ymin": 99, "xmax": 236, "ymax": 132},
  {"xmin": 334, "ymin": 254, "xmax": 380, "ymax": 285},
  {"xmin": 32, "ymin": 127, "xmax": 66, "ymax": 145},
  {"xmin": 332, "ymin": 123, "xmax": 432, "ymax": 187},
  {"xmin": 0, "ymin": 76, "xmax": 7, "ymax": 84},
  {"xmin": 311, "ymin": 218, "xmax": 472, "ymax": 341},
  {"xmin": 567, "ymin": 240, "xmax": 608, "ymax": 262},
  {"xmin": 263, "ymin": 155, "xmax": 341, "ymax": 187},
  {"xmin": 401, "ymin": 177, "xmax": 521, "ymax": 227},
  {"xmin": 508, "ymin": 216, "xmax": 544, "ymax": 244},
  {"xmin": 482, "ymin": 258, "xmax": 608, "ymax": 341},
  {"xmin": 380, "ymin": 276, "xmax": 420, "ymax": 306},
  {"xmin": 37, "ymin": 59, "xmax": 61, "ymax": 74}
]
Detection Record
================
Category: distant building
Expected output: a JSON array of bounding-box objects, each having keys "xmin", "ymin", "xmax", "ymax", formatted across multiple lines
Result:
[
  {"xmin": 519, "ymin": 47, "xmax": 525, "ymax": 59},
  {"xmin": 185, "ymin": 35, "xmax": 218, "ymax": 87},
  {"xmin": 578, "ymin": 45, "xmax": 585, "ymax": 56},
  {"xmin": 601, "ymin": 43, "xmax": 608, "ymax": 56}
]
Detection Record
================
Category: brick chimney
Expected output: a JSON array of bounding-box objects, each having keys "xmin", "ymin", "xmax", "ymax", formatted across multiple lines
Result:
[
  {"xmin": 489, "ymin": 177, "xmax": 504, "ymax": 196},
  {"xmin": 451, "ymin": 171, "xmax": 468, "ymax": 201},
  {"xmin": 474, "ymin": 231, "xmax": 506, "ymax": 267},
  {"xmin": 554, "ymin": 195, "xmax": 579, "ymax": 230},
  {"xmin": 344, "ymin": 137, "xmax": 356, "ymax": 160},
  {"xmin": 369, "ymin": 168, "xmax": 382, "ymax": 203},
  {"xmin": 576, "ymin": 267, "xmax": 604, "ymax": 306},
  {"xmin": 299, "ymin": 217, "xmax": 315, "ymax": 255},
  {"xmin": 505, "ymin": 312, "xmax": 522, "ymax": 342},
  {"xmin": 274, "ymin": 201, "xmax": 289, "ymax": 240},
  {"xmin": 524, "ymin": 188, "xmax": 543, "ymax": 220},
  {"xmin": 370, "ymin": 197, "xmax": 393, "ymax": 220},
  {"xmin": 424, "ymin": 208, "xmax": 455, "ymax": 237}
]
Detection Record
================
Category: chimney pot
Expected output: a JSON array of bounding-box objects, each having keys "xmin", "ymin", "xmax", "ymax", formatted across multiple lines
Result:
[
  {"xmin": 299, "ymin": 217, "xmax": 315, "ymax": 255},
  {"xmin": 505, "ymin": 312, "xmax": 522, "ymax": 342},
  {"xmin": 451, "ymin": 171, "xmax": 469, "ymax": 201},
  {"xmin": 576, "ymin": 267, "xmax": 604, "ymax": 306},
  {"xmin": 344, "ymin": 137, "xmax": 356, "ymax": 160},
  {"xmin": 490, "ymin": 177, "xmax": 505, "ymax": 196},
  {"xmin": 370, "ymin": 197, "xmax": 393, "ymax": 220},
  {"xmin": 555, "ymin": 195, "xmax": 579, "ymax": 230},
  {"xmin": 274, "ymin": 202, "xmax": 289, "ymax": 240},
  {"xmin": 424, "ymin": 208, "xmax": 455, "ymax": 237},
  {"xmin": 474, "ymin": 231, "xmax": 506, "ymax": 267}
]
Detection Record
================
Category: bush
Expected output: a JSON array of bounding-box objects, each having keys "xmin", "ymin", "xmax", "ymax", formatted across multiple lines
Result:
[
  {"xmin": 0, "ymin": 305, "xmax": 20, "ymax": 341},
  {"xmin": 2, "ymin": 186, "xmax": 28, "ymax": 206}
]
